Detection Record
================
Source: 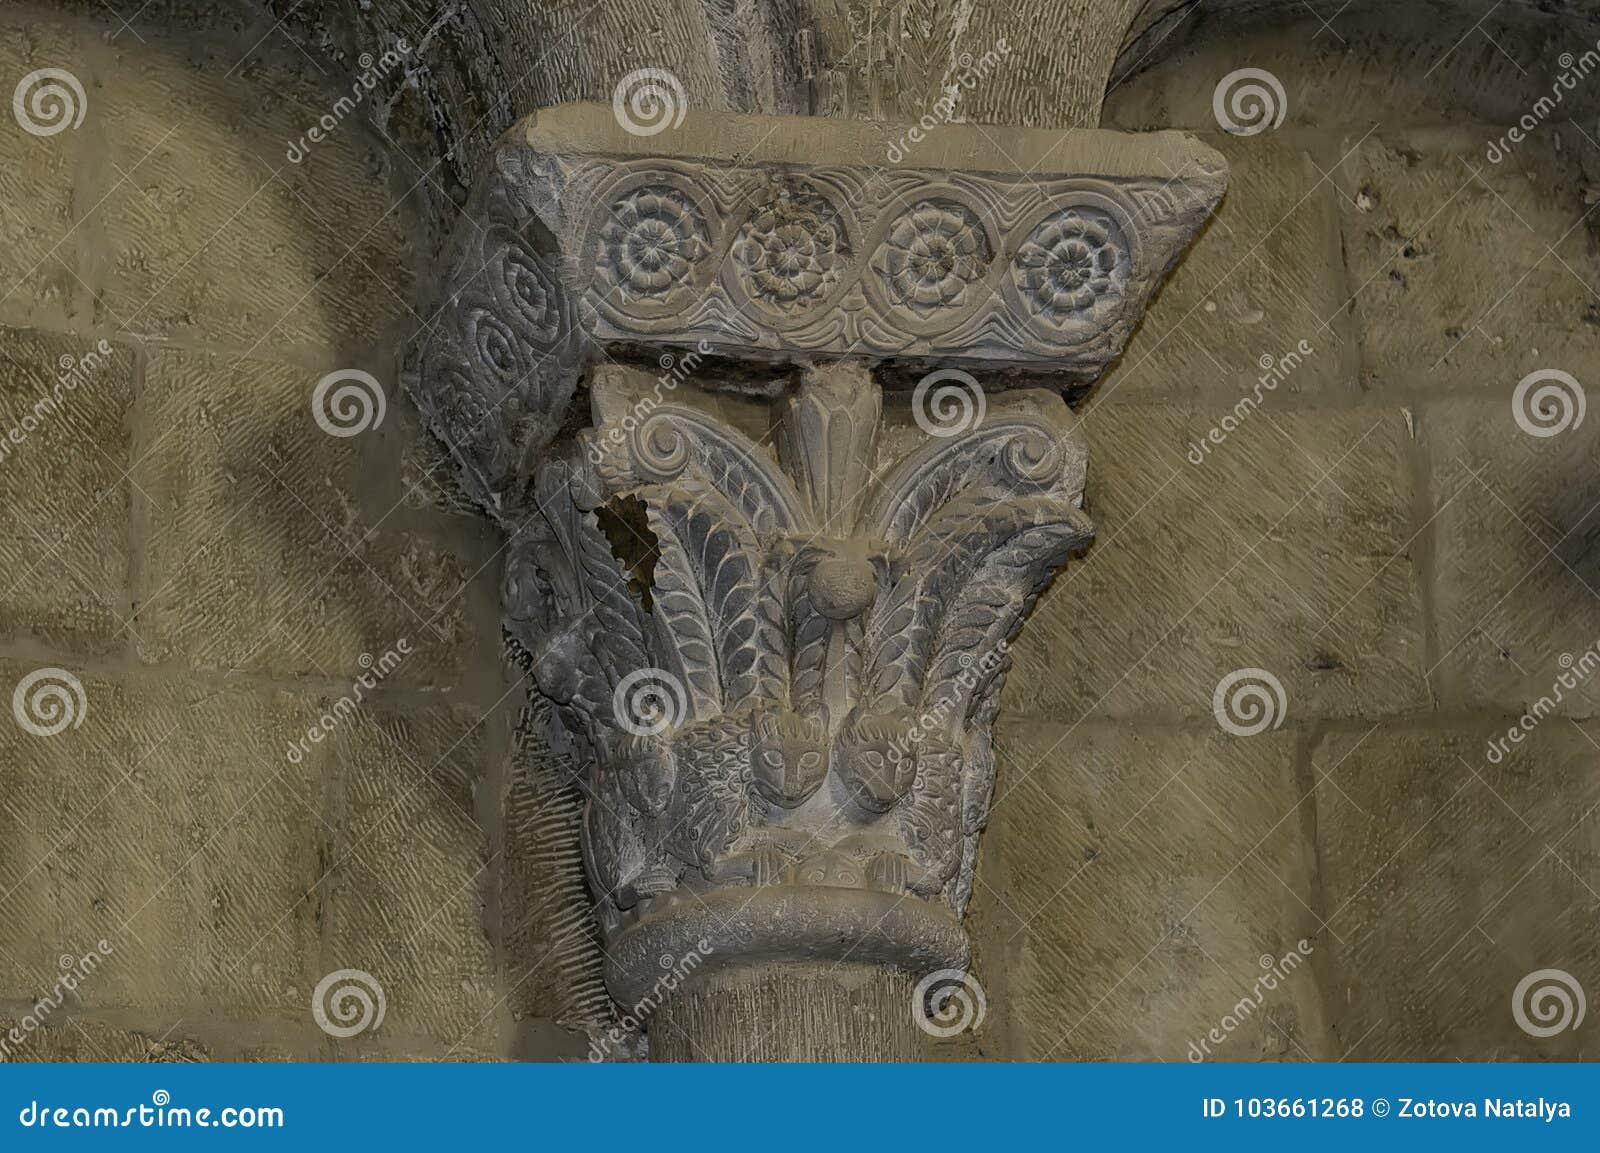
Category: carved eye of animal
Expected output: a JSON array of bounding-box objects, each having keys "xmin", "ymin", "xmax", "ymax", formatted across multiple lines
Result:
[{"xmin": 794, "ymin": 748, "xmax": 823, "ymax": 772}]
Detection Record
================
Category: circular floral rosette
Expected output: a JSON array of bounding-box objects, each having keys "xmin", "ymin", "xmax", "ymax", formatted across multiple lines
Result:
[
  {"xmin": 1009, "ymin": 204, "xmax": 1132, "ymax": 343},
  {"xmin": 868, "ymin": 196, "xmax": 995, "ymax": 334},
  {"xmin": 728, "ymin": 182, "xmax": 854, "ymax": 325},
  {"xmin": 593, "ymin": 182, "xmax": 712, "ymax": 315}
]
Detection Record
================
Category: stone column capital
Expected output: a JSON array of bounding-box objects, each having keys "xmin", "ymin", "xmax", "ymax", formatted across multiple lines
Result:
[{"xmin": 404, "ymin": 104, "xmax": 1226, "ymax": 1046}]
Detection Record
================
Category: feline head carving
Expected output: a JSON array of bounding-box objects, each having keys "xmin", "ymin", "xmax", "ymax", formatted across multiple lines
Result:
[
  {"xmin": 749, "ymin": 708, "xmax": 829, "ymax": 808},
  {"xmin": 836, "ymin": 711, "xmax": 919, "ymax": 812}
]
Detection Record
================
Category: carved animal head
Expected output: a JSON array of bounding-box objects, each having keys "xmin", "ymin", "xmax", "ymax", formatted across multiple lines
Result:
[
  {"xmin": 836, "ymin": 711, "xmax": 920, "ymax": 812},
  {"xmin": 748, "ymin": 708, "xmax": 830, "ymax": 807}
]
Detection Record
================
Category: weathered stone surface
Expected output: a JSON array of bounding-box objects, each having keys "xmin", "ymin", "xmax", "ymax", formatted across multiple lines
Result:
[
  {"xmin": 969, "ymin": 717, "xmax": 1331, "ymax": 1061},
  {"xmin": 1426, "ymin": 398, "xmax": 1600, "ymax": 714},
  {"xmin": 1104, "ymin": 2, "xmax": 1600, "ymax": 134},
  {"xmin": 0, "ymin": 1012, "xmax": 210, "ymax": 1063},
  {"xmin": 1005, "ymin": 402, "xmax": 1428, "ymax": 722},
  {"xmin": 1092, "ymin": 134, "xmax": 1357, "ymax": 399},
  {"xmin": 500, "ymin": 701, "xmax": 612, "ymax": 1038},
  {"xmin": 131, "ymin": 348, "xmax": 471, "ymax": 683},
  {"xmin": 1313, "ymin": 723, "xmax": 1600, "ymax": 1060},
  {"xmin": 91, "ymin": 34, "xmax": 412, "ymax": 352},
  {"xmin": 1337, "ymin": 128, "xmax": 1600, "ymax": 396},
  {"xmin": 0, "ymin": 17, "xmax": 87, "ymax": 332},
  {"xmin": 0, "ymin": 662, "xmax": 326, "ymax": 1020},
  {"xmin": 650, "ymin": 963, "xmax": 926, "ymax": 1062},
  {"xmin": 320, "ymin": 703, "xmax": 501, "ymax": 1056},
  {"xmin": 0, "ymin": 327, "xmax": 136, "ymax": 654}
]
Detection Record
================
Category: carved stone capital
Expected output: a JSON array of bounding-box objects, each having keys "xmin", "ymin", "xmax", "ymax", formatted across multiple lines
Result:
[{"xmin": 404, "ymin": 104, "xmax": 1226, "ymax": 1032}]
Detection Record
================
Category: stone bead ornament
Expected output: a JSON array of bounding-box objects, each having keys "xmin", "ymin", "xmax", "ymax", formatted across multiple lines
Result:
[{"xmin": 405, "ymin": 104, "xmax": 1226, "ymax": 1006}]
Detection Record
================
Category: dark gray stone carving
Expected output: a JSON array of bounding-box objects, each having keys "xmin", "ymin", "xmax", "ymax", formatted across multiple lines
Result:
[{"xmin": 404, "ymin": 103, "xmax": 1226, "ymax": 1009}]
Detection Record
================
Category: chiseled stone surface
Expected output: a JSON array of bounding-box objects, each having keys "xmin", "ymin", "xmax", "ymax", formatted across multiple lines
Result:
[
  {"xmin": 90, "ymin": 33, "xmax": 412, "ymax": 352},
  {"xmin": 0, "ymin": 17, "xmax": 87, "ymax": 332},
  {"xmin": 1312, "ymin": 723, "xmax": 1600, "ymax": 1060},
  {"xmin": 1102, "ymin": 1, "xmax": 1600, "ymax": 135},
  {"xmin": 1426, "ymin": 398, "xmax": 1600, "ymax": 714},
  {"xmin": 970, "ymin": 717, "xmax": 1332, "ymax": 1062},
  {"xmin": 649, "ymin": 963, "xmax": 926, "ymax": 1062},
  {"xmin": 0, "ymin": 4, "xmax": 527, "ymax": 1061},
  {"xmin": 0, "ymin": 327, "xmax": 137, "ymax": 655},
  {"xmin": 1336, "ymin": 128, "xmax": 1600, "ymax": 396},
  {"xmin": 320, "ymin": 703, "xmax": 501, "ymax": 1057},
  {"xmin": 1092, "ymin": 134, "xmax": 1358, "ymax": 400},
  {"xmin": 1004, "ymin": 402, "xmax": 1428, "ymax": 722},
  {"xmin": 131, "ymin": 347, "xmax": 472, "ymax": 683},
  {"xmin": 0, "ymin": 662, "xmax": 327, "ymax": 1021}
]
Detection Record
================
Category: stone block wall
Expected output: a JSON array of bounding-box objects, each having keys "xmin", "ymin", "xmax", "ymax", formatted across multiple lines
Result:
[
  {"xmin": 0, "ymin": 0, "xmax": 1596, "ymax": 1062},
  {"xmin": 970, "ymin": 2, "xmax": 1600, "ymax": 1061},
  {"xmin": 0, "ymin": 3, "xmax": 597, "ymax": 1062}
]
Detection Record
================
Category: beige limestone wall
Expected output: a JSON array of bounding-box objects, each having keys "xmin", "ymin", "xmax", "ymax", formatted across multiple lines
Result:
[
  {"xmin": 0, "ymin": 0, "xmax": 1597, "ymax": 1063},
  {"xmin": 0, "ymin": 3, "xmax": 599, "ymax": 1061},
  {"xmin": 969, "ymin": 2, "xmax": 1600, "ymax": 1061}
]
